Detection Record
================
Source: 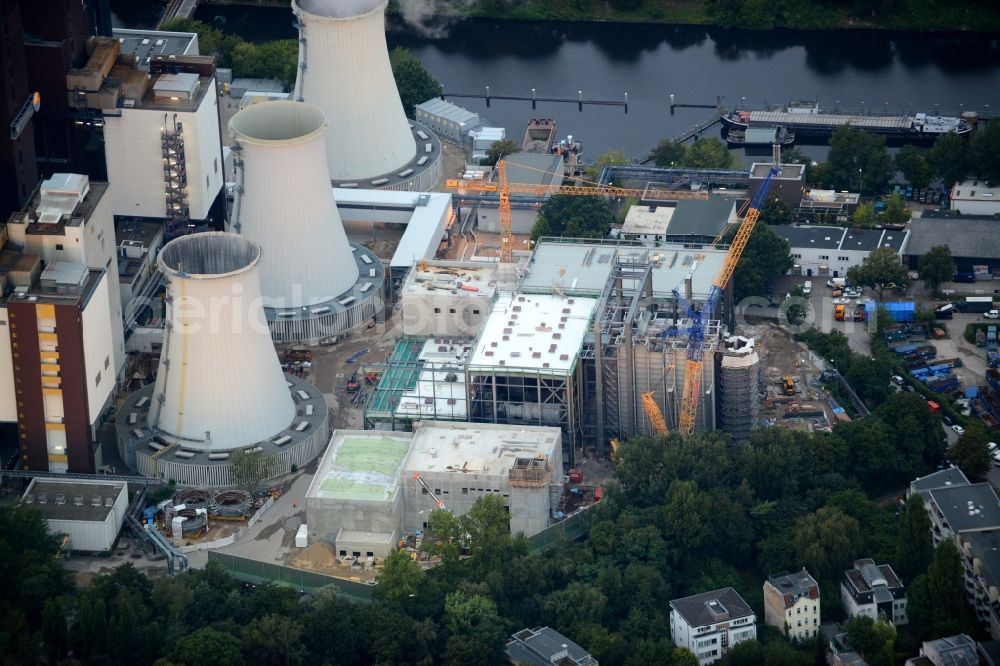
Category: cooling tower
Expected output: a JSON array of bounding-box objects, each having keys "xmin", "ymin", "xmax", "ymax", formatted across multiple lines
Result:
[
  {"xmin": 292, "ymin": 0, "xmax": 417, "ymax": 181},
  {"xmin": 229, "ymin": 101, "xmax": 359, "ymax": 308},
  {"xmin": 149, "ymin": 233, "xmax": 296, "ymax": 450}
]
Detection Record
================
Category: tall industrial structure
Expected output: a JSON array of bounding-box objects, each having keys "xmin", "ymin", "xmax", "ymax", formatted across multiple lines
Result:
[
  {"xmin": 228, "ymin": 101, "xmax": 383, "ymax": 343},
  {"xmin": 717, "ymin": 335, "xmax": 764, "ymax": 443},
  {"xmin": 115, "ymin": 233, "xmax": 329, "ymax": 486},
  {"xmin": 1, "ymin": 174, "xmax": 125, "ymax": 473},
  {"xmin": 291, "ymin": 0, "xmax": 441, "ymax": 190}
]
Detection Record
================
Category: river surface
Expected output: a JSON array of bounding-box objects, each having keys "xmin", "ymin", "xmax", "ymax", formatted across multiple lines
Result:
[{"xmin": 183, "ymin": 5, "xmax": 1000, "ymax": 159}]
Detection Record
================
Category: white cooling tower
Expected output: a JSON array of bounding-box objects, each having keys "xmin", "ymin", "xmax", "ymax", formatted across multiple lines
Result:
[
  {"xmin": 149, "ymin": 233, "xmax": 296, "ymax": 450},
  {"xmin": 293, "ymin": 0, "xmax": 417, "ymax": 181},
  {"xmin": 229, "ymin": 101, "xmax": 359, "ymax": 308}
]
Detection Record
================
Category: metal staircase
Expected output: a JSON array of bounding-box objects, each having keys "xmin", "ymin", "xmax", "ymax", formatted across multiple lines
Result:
[{"xmin": 161, "ymin": 114, "xmax": 190, "ymax": 239}]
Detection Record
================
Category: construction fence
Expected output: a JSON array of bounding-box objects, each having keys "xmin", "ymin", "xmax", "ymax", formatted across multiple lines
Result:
[
  {"xmin": 526, "ymin": 505, "xmax": 594, "ymax": 554},
  {"xmin": 207, "ymin": 551, "xmax": 374, "ymax": 603}
]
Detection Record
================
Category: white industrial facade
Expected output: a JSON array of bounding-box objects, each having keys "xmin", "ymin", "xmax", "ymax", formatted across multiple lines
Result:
[
  {"xmin": 773, "ymin": 225, "xmax": 909, "ymax": 278},
  {"xmin": 292, "ymin": 0, "xmax": 416, "ymax": 181},
  {"xmin": 102, "ymin": 76, "xmax": 223, "ymax": 222},
  {"xmin": 399, "ymin": 261, "xmax": 497, "ymax": 337},
  {"xmin": 951, "ymin": 180, "xmax": 1000, "ymax": 216},
  {"xmin": 23, "ymin": 478, "xmax": 128, "ymax": 552},
  {"xmin": 228, "ymin": 101, "xmax": 359, "ymax": 308},
  {"xmin": 148, "ymin": 233, "xmax": 295, "ymax": 449}
]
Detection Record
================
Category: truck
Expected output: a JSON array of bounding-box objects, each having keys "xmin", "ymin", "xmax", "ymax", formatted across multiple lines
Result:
[
  {"xmin": 827, "ymin": 277, "xmax": 846, "ymax": 288},
  {"xmin": 835, "ymin": 304, "xmax": 846, "ymax": 321},
  {"xmin": 782, "ymin": 376, "xmax": 796, "ymax": 396},
  {"xmin": 884, "ymin": 324, "xmax": 909, "ymax": 342},
  {"xmin": 989, "ymin": 326, "xmax": 998, "ymax": 352},
  {"xmin": 961, "ymin": 296, "xmax": 996, "ymax": 314},
  {"xmin": 953, "ymin": 271, "xmax": 976, "ymax": 283},
  {"xmin": 987, "ymin": 310, "xmax": 1000, "ymax": 320}
]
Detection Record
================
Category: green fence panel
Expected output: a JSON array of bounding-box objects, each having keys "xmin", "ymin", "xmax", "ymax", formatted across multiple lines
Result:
[{"xmin": 208, "ymin": 552, "xmax": 374, "ymax": 603}]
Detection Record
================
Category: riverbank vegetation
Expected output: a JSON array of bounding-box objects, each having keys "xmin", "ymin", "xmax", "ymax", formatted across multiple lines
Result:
[{"xmin": 381, "ymin": 0, "xmax": 1000, "ymax": 32}]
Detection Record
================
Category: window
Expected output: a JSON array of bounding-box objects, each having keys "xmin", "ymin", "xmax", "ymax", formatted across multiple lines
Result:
[
  {"xmin": 366, "ymin": 551, "xmax": 374, "ymax": 558},
  {"xmin": 94, "ymin": 371, "xmax": 101, "ymax": 385},
  {"xmin": 819, "ymin": 255, "xmax": 829, "ymax": 260},
  {"xmin": 339, "ymin": 550, "xmax": 347, "ymax": 556},
  {"xmin": 472, "ymin": 309, "xmax": 480, "ymax": 315},
  {"xmin": 205, "ymin": 174, "xmax": 209, "ymax": 189},
  {"xmin": 214, "ymin": 157, "xmax": 218, "ymax": 173},
  {"xmin": 434, "ymin": 307, "xmax": 441, "ymax": 314},
  {"xmin": 462, "ymin": 487, "xmax": 468, "ymax": 494},
  {"xmin": 104, "ymin": 355, "xmax": 110, "ymax": 369},
  {"xmin": 55, "ymin": 243, "xmax": 65, "ymax": 251},
  {"xmin": 352, "ymin": 551, "xmax": 361, "ymax": 558},
  {"xmin": 448, "ymin": 308, "xmax": 456, "ymax": 314}
]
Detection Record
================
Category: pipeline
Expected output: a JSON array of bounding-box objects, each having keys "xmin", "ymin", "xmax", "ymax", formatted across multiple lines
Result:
[
  {"xmin": 211, "ymin": 490, "xmax": 253, "ymax": 518},
  {"xmin": 173, "ymin": 488, "xmax": 210, "ymax": 509}
]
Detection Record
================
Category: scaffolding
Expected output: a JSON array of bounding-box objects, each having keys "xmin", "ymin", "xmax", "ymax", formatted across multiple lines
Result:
[
  {"xmin": 586, "ymin": 253, "xmax": 724, "ymax": 453},
  {"xmin": 716, "ymin": 336, "xmax": 765, "ymax": 443},
  {"xmin": 161, "ymin": 114, "xmax": 190, "ymax": 239},
  {"xmin": 508, "ymin": 456, "xmax": 551, "ymax": 487}
]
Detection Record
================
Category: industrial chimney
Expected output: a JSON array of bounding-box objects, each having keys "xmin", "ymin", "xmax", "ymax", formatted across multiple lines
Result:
[
  {"xmin": 292, "ymin": 0, "xmax": 417, "ymax": 181},
  {"xmin": 228, "ymin": 100, "xmax": 360, "ymax": 309},
  {"xmin": 148, "ymin": 233, "xmax": 296, "ymax": 450}
]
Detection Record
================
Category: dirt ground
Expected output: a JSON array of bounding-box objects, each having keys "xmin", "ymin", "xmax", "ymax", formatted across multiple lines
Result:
[
  {"xmin": 758, "ymin": 324, "xmax": 837, "ymax": 430},
  {"xmin": 286, "ymin": 541, "xmax": 379, "ymax": 583}
]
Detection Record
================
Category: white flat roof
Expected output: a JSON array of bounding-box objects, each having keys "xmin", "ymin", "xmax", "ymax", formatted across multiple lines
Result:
[
  {"xmin": 395, "ymin": 339, "xmax": 471, "ymax": 420},
  {"xmin": 333, "ymin": 188, "xmax": 452, "ymax": 270},
  {"xmin": 306, "ymin": 431, "xmax": 412, "ymax": 502},
  {"xmin": 468, "ymin": 292, "xmax": 597, "ymax": 374},
  {"xmin": 400, "ymin": 260, "xmax": 498, "ymax": 299},
  {"xmin": 522, "ymin": 239, "xmax": 728, "ymax": 302},
  {"xmin": 622, "ymin": 205, "xmax": 674, "ymax": 236},
  {"xmin": 405, "ymin": 421, "xmax": 560, "ymax": 477}
]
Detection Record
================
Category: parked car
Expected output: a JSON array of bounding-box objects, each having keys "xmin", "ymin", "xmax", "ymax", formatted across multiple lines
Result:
[
  {"xmin": 891, "ymin": 375, "xmax": 905, "ymax": 386},
  {"xmin": 988, "ymin": 442, "xmax": 998, "ymax": 453},
  {"xmin": 951, "ymin": 424, "xmax": 966, "ymax": 436},
  {"xmin": 943, "ymin": 416, "xmax": 954, "ymax": 426},
  {"xmin": 993, "ymin": 451, "xmax": 1000, "ymax": 467},
  {"xmin": 985, "ymin": 309, "xmax": 1000, "ymax": 320},
  {"xmin": 803, "ymin": 281, "xmax": 812, "ymax": 295}
]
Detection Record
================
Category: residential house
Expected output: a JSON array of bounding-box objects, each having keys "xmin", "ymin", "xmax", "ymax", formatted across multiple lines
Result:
[
  {"xmin": 763, "ymin": 568, "xmax": 820, "ymax": 640},
  {"xmin": 505, "ymin": 626, "xmax": 597, "ymax": 666},
  {"xmin": 669, "ymin": 587, "xmax": 757, "ymax": 665},
  {"xmin": 840, "ymin": 558, "xmax": 908, "ymax": 625},
  {"xmin": 904, "ymin": 634, "xmax": 977, "ymax": 666}
]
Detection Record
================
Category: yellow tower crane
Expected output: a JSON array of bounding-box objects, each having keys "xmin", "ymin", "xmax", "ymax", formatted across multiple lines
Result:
[{"xmin": 641, "ymin": 391, "xmax": 669, "ymax": 436}]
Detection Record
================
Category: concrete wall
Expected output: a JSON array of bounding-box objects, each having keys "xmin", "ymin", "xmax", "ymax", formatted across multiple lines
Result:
[
  {"xmin": 476, "ymin": 207, "xmax": 538, "ymax": 235},
  {"xmin": 306, "ymin": 489, "xmax": 402, "ymax": 544},
  {"xmin": 81, "ymin": 273, "xmax": 117, "ymax": 426},
  {"xmin": 619, "ymin": 344, "xmax": 717, "ymax": 436},
  {"xmin": 399, "ymin": 290, "xmax": 491, "ymax": 337}
]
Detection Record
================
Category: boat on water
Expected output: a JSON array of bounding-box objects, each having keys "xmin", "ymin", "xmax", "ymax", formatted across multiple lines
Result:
[
  {"xmin": 726, "ymin": 125, "xmax": 795, "ymax": 146},
  {"xmin": 722, "ymin": 101, "xmax": 975, "ymax": 141}
]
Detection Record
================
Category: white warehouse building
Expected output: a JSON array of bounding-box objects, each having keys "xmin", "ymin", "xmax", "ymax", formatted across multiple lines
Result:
[
  {"xmin": 773, "ymin": 225, "xmax": 909, "ymax": 278},
  {"xmin": 23, "ymin": 478, "xmax": 128, "ymax": 552}
]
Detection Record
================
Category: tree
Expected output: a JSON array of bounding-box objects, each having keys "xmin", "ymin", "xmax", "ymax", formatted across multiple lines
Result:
[
  {"xmin": 586, "ymin": 148, "xmax": 629, "ymax": 181},
  {"xmin": 948, "ymin": 427, "xmax": 993, "ymax": 481},
  {"xmin": 483, "ymin": 139, "xmax": 520, "ymax": 167},
  {"xmin": 229, "ymin": 448, "xmax": 279, "ymax": 494},
  {"xmin": 161, "ymin": 18, "xmax": 223, "ymax": 56},
  {"xmin": 650, "ymin": 139, "xmax": 687, "ymax": 167},
  {"xmin": 793, "ymin": 506, "xmax": 861, "ymax": 579},
  {"xmin": 826, "ymin": 126, "xmax": 893, "ymax": 195},
  {"xmin": 880, "ymin": 194, "xmax": 910, "ymax": 227},
  {"xmin": 917, "ymin": 244, "xmax": 955, "ymax": 292},
  {"xmin": 894, "ymin": 145, "xmax": 931, "ymax": 188},
  {"xmin": 785, "ymin": 284, "xmax": 809, "ymax": 326},
  {"xmin": 531, "ymin": 195, "xmax": 614, "ymax": 241},
  {"xmin": 851, "ymin": 202, "xmax": 877, "ymax": 229},
  {"xmin": 172, "ymin": 628, "xmax": 245, "ymax": 666},
  {"xmin": 928, "ymin": 132, "xmax": 970, "ymax": 187},
  {"xmin": 970, "ymin": 120, "xmax": 1000, "ymax": 186},
  {"xmin": 460, "ymin": 494, "xmax": 515, "ymax": 567},
  {"xmin": 681, "ymin": 138, "xmax": 734, "ymax": 169},
  {"xmin": 389, "ymin": 47, "xmax": 443, "ymax": 118},
  {"xmin": 760, "ymin": 197, "xmax": 791, "ymax": 225},
  {"xmin": 443, "ymin": 591, "xmax": 506, "ymax": 666},
  {"xmin": 845, "ymin": 616, "xmax": 895, "ymax": 666},
  {"xmin": 894, "ymin": 494, "xmax": 934, "ymax": 582},
  {"xmin": 376, "ymin": 549, "xmax": 424, "ymax": 605},
  {"xmin": 846, "ymin": 247, "xmax": 907, "ymax": 300},
  {"xmin": 924, "ymin": 540, "xmax": 968, "ymax": 633},
  {"xmin": 242, "ymin": 613, "xmax": 305, "ymax": 666},
  {"xmin": 730, "ymin": 223, "xmax": 793, "ymax": 301}
]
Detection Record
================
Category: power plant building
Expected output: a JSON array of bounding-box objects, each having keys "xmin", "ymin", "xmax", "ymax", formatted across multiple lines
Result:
[
  {"xmin": 90, "ymin": 43, "xmax": 226, "ymax": 234},
  {"xmin": 115, "ymin": 233, "xmax": 329, "ymax": 486},
  {"xmin": 292, "ymin": 0, "xmax": 441, "ymax": 190},
  {"xmin": 305, "ymin": 422, "xmax": 563, "ymax": 558},
  {"xmin": 228, "ymin": 101, "xmax": 384, "ymax": 343},
  {"xmin": 0, "ymin": 174, "xmax": 126, "ymax": 473},
  {"xmin": 398, "ymin": 260, "xmax": 498, "ymax": 337},
  {"xmin": 23, "ymin": 478, "xmax": 128, "ymax": 552}
]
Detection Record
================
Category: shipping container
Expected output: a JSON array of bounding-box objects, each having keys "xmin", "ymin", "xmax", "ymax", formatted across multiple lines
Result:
[
  {"xmin": 962, "ymin": 296, "xmax": 997, "ymax": 314},
  {"xmin": 881, "ymin": 301, "xmax": 916, "ymax": 322}
]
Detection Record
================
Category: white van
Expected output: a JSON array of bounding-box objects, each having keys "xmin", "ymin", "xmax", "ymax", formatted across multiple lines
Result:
[
  {"xmin": 803, "ymin": 280, "xmax": 812, "ymax": 295},
  {"xmin": 826, "ymin": 277, "xmax": 846, "ymax": 288}
]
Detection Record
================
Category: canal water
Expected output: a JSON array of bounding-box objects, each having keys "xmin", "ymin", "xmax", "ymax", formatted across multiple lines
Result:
[{"xmin": 183, "ymin": 4, "xmax": 1000, "ymax": 160}]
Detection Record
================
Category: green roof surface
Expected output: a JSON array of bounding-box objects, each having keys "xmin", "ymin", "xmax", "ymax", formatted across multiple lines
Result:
[{"xmin": 316, "ymin": 436, "xmax": 410, "ymax": 502}]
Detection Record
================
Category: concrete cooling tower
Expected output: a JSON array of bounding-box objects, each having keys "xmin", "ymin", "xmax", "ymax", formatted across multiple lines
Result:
[
  {"xmin": 229, "ymin": 101, "xmax": 358, "ymax": 307},
  {"xmin": 292, "ymin": 0, "xmax": 442, "ymax": 190},
  {"xmin": 115, "ymin": 233, "xmax": 330, "ymax": 487},
  {"xmin": 228, "ymin": 101, "xmax": 384, "ymax": 344}
]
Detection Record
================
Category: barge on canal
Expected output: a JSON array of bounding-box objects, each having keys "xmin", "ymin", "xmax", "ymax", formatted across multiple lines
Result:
[{"xmin": 722, "ymin": 101, "xmax": 975, "ymax": 142}]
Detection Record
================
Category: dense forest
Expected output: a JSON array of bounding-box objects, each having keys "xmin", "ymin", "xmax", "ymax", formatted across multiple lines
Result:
[
  {"xmin": 382, "ymin": 0, "xmax": 1000, "ymax": 32},
  {"xmin": 2, "ymin": 388, "xmax": 980, "ymax": 665}
]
